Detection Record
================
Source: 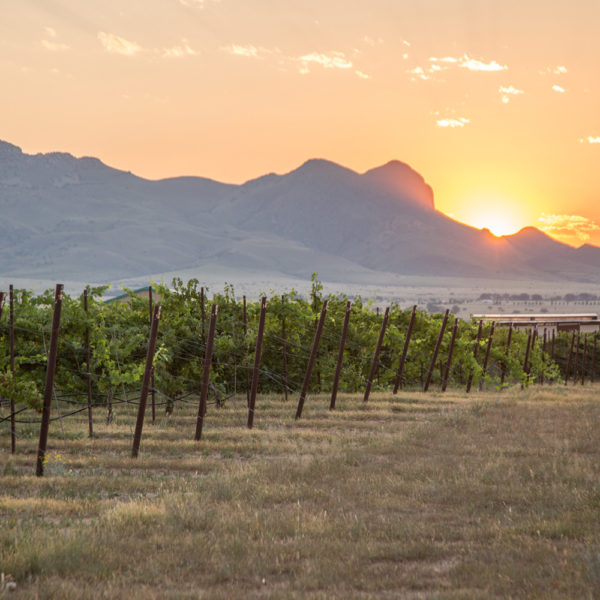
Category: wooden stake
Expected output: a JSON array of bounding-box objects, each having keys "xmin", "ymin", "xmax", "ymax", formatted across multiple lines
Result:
[
  {"xmin": 330, "ymin": 301, "xmax": 351, "ymax": 410},
  {"xmin": 441, "ymin": 317, "xmax": 459, "ymax": 392},
  {"xmin": 466, "ymin": 320, "xmax": 483, "ymax": 393},
  {"xmin": 295, "ymin": 300, "xmax": 328, "ymax": 420},
  {"xmin": 393, "ymin": 305, "xmax": 417, "ymax": 394},
  {"xmin": 364, "ymin": 307, "xmax": 390, "ymax": 402},
  {"xmin": 9, "ymin": 285, "xmax": 15, "ymax": 454},
  {"xmin": 195, "ymin": 304, "xmax": 217, "ymax": 441},
  {"xmin": 565, "ymin": 331, "xmax": 575, "ymax": 384},
  {"xmin": 500, "ymin": 325, "xmax": 513, "ymax": 387},
  {"xmin": 83, "ymin": 289, "xmax": 93, "ymax": 438},
  {"xmin": 424, "ymin": 309, "xmax": 449, "ymax": 392},
  {"xmin": 36, "ymin": 284, "xmax": 63, "ymax": 476},
  {"xmin": 479, "ymin": 322, "xmax": 495, "ymax": 391},
  {"xmin": 131, "ymin": 305, "xmax": 161, "ymax": 457},
  {"xmin": 248, "ymin": 297, "xmax": 267, "ymax": 429}
]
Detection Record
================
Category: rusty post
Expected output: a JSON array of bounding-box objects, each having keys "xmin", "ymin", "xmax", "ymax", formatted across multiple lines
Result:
[
  {"xmin": 572, "ymin": 331, "xmax": 581, "ymax": 385},
  {"xmin": 195, "ymin": 304, "xmax": 218, "ymax": 441},
  {"xmin": 330, "ymin": 301, "xmax": 351, "ymax": 410},
  {"xmin": 36, "ymin": 284, "xmax": 63, "ymax": 476},
  {"xmin": 148, "ymin": 285, "xmax": 156, "ymax": 424},
  {"xmin": 9, "ymin": 285, "xmax": 15, "ymax": 454},
  {"xmin": 500, "ymin": 324, "xmax": 513, "ymax": 387},
  {"xmin": 200, "ymin": 287, "xmax": 206, "ymax": 346},
  {"xmin": 83, "ymin": 289, "xmax": 94, "ymax": 438},
  {"xmin": 479, "ymin": 322, "xmax": 495, "ymax": 391},
  {"xmin": 581, "ymin": 333, "xmax": 588, "ymax": 385},
  {"xmin": 591, "ymin": 333, "xmax": 597, "ymax": 383},
  {"xmin": 441, "ymin": 317, "xmax": 459, "ymax": 392},
  {"xmin": 393, "ymin": 305, "xmax": 417, "ymax": 394},
  {"xmin": 466, "ymin": 320, "xmax": 483, "ymax": 393},
  {"xmin": 281, "ymin": 295, "xmax": 288, "ymax": 402},
  {"xmin": 424, "ymin": 309, "xmax": 449, "ymax": 392},
  {"xmin": 248, "ymin": 297, "xmax": 267, "ymax": 429},
  {"xmin": 522, "ymin": 330, "xmax": 532, "ymax": 389},
  {"xmin": 565, "ymin": 331, "xmax": 575, "ymax": 384},
  {"xmin": 364, "ymin": 307, "xmax": 390, "ymax": 402},
  {"xmin": 541, "ymin": 329, "xmax": 547, "ymax": 386},
  {"xmin": 243, "ymin": 296, "xmax": 250, "ymax": 404},
  {"xmin": 0, "ymin": 291, "xmax": 4, "ymax": 322},
  {"xmin": 295, "ymin": 300, "xmax": 328, "ymax": 420},
  {"xmin": 131, "ymin": 305, "xmax": 161, "ymax": 457}
]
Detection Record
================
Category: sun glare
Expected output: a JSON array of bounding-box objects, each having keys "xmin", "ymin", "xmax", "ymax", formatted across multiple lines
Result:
[{"xmin": 459, "ymin": 202, "xmax": 526, "ymax": 237}]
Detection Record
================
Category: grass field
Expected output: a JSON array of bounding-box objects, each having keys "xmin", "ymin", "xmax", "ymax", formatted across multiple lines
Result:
[{"xmin": 1, "ymin": 386, "xmax": 600, "ymax": 599}]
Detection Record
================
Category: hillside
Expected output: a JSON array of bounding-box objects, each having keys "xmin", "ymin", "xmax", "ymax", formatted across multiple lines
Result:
[{"xmin": 1, "ymin": 139, "xmax": 599, "ymax": 284}]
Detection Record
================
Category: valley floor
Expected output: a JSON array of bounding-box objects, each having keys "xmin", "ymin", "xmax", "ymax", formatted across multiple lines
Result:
[{"xmin": 1, "ymin": 387, "xmax": 599, "ymax": 598}]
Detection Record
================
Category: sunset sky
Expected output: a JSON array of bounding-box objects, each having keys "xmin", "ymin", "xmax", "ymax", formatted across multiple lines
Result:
[{"xmin": 2, "ymin": 0, "xmax": 599, "ymax": 246}]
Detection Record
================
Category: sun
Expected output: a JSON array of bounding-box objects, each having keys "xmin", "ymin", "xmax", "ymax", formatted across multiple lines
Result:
[
  {"xmin": 454, "ymin": 194, "xmax": 528, "ymax": 237},
  {"xmin": 468, "ymin": 211, "xmax": 523, "ymax": 237}
]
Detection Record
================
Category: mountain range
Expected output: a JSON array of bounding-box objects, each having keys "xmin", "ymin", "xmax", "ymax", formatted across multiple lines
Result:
[{"xmin": 1, "ymin": 138, "xmax": 599, "ymax": 285}]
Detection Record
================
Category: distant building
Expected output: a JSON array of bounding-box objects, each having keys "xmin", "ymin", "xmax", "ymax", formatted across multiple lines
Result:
[{"xmin": 472, "ymin": 313, "xmax": 600, "ymax": 334}]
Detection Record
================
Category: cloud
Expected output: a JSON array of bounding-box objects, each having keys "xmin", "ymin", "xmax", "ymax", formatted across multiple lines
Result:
[
  {"xmin": 540, "ymin": 65, "xmax": 568, "ymax": 75},
  {"xmin": 499, "ymin": 84, "xmax": 524, "ymax": 103},
  {"xmin": 97, "ymin": 31, "xmax": 142, "ymax": 56},
  {"xmin": 538, "ymin": 213, "xmax": 600, "ymax": 243},
  {"xmin": 429, "ymin": 54, "xmax": 506, "ymax": 71},
  {"xmin": 552, "ymin": 84, "xmax": 566, "ymax": 93},
  {"xmin": 299, "ymin": 51, "xmax": 353, "ymax": 71},
  {"xmin": 222, "ymin": 44, "xmax": 260, "ymax": 58},
  {"xmin": 45, "ymin": 26, "xmax": 57, "ymax": 38},
  {"xmin": 407, "ymin": 66, "xmax": 431, "ymax": 81},
  {"xmin": 436, "ymin": 117, "xmax": 470, "ymax": 128},
  {"xmin": 41, "ymin": 39, "xmax": 70, "ymax": 52},
  {"xmin": 580, "ymin": 136, "xmax": 600, "ymax": 144},
  {"xmin": 355, "ymin": 70, "xmax": 370, "ymax": 79},
  {"xmin": 162, "ymin": 39, "xmax": 197, "ymax": 58}
]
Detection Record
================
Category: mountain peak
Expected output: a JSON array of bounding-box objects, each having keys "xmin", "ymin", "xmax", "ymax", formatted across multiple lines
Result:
[
  {"xmin": 291, "ymin": 158, "xmax": 357, "ymax": 177},
  {"xmin": 0, "ymin": 139, "xmax": 23, "ymax": 158},
  {"xmin": 362, "ymin": 160, "xmax": 435, "ymax": 210}
]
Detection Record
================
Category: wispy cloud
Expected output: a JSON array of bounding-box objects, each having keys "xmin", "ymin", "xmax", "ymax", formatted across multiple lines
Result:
[
  {"xmin": 162, "ymin": 39, "xmax": 197, "ymax": 58},
  {"xmin": 436, "ymin": 117, "xmax": 470, "ymax": 128},
  {"xmin": 299, "ymin": 51, "xmax": 353, "ymax": 71},
  {"xmin": 540, "ymin": 65, "xmax": 568, "ymax": 75},
  {"xmin": 45, "ymin": 26, "xmax": 57, "ymax": 38},
  {"xmin": 355, "ymin": 70, "xmax": 370, "ymax": 80},
  {"xmin": 429, "ymin": 54, "xmax": 507, "ymax": 71},
  {"xmin": 97, "ymin": 32, "xmax": 142, "ymax": 56},
  {"xmin": 499, "ymin": 84, "xmax": 524, "ymax": 104},
  {"xmin": 407, "ymin": 66, "xmax": 431, "ymax": 81},
  {"xmin": 552, "ymin": 84, "xmax": 566, "ymax": 93},
  {"xmin": 538, "ymin": 213, "xmax": 600, "ymax": 243},
  {"xmin": 222, "ymin": 44, "xmax": 260, "ymax": 58},
  {"xmin": 580, "ymin": 136, "xmax": 600, "ymax": 144},
  {"xmin": 41, "ymin": 39, "xmax": 69, "ymax": 52}
]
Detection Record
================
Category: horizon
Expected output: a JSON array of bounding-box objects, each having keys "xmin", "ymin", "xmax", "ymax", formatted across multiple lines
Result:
[{"xmin": 2, "ymin": 1, "xmax": 599, "ymax": 246}]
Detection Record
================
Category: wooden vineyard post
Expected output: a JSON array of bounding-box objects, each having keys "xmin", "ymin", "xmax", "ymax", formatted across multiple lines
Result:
[
  {"xmin": 424, "ymin": 309, "xmax": 449, "ymax": 392},
  {"xmin": 200, "ymin": 287, "xmax": 206, "ymax": 346},
  {"xmin": 149, "ymin": 285, "xmax": 156, "ymax": 423},
  {"xmin": 581, "ymin": 333, "xmax": 588, "ymax": 385},
  {"xmin": 281, "ymin": 295, "xmax": 288, "ymax": 402},
  {"xmin": 0, "ymin": 292, "xmax": 4, "ymax": 323},
  {"xmin": 247, "ymin": 297, "xmax": 267, "ymax": 429},
  {"xmin": 9, "ymin": 285, "xmax": 16, "ymax": 454},
  {"xmin": 364, "ymin": 307, "xmax": 390, "ymax": 403},
  {"xmin": 441, "ymin": 317, "xmax": 459, "ymax": 392},
  {"xmin": 131, "ymin": 305, "xmax": 161, "ymax": 458},
  {"xmin": 572, "ymin": 331, "xmax": 581, "ymax": 385},
  {"xmin": 83, "ymin": 289, "xmax": 93, "ymax": 438},
  {"xmin": 330, "ymin": 301, "xmax": 351, "ymax": 410},
  {"xmin": 565, "ymin": 332, "xmax": 575, "ymax": 384},
  {"xmin": 466, "ymin": 320, "xmax": 483, "ymax": 393},
  {"xmin": 479, "ymin": 322, "xmax": 495, "ymax": 391},
  {"xmin": 295, "ymin": 300, "xmax": 328, "ymax": 420},
  {"xmin": 551, "ymin": 330, "xmax": 556, "ymax": 362},
  {"xmin": 522, "ymin": 330, "xmax": 532, "ymax": 388},
  {"xmin": 243, "ymin": 296, "xmax": 250, "ymax": 404},
  {"xmin": 194, "ymin": 304, "xmax": 217, "ymax": 441},
  {"xmin": 592, "ymin": 333, "xmax": 597, "ymax": 383},
  {"xmin": 36, "ymin": 284, "xmax": 63, "ymax": 476},
  {"xmin": 500, "ymin": 325, "xmax": 513, "ymax": 387},
  {"xmin": 540, "ymin": 329, "xmax": 547, "ymax": 385},
  {"xmin": 393, "ymin": 305, "xmax": 417, "ymax": 394}
]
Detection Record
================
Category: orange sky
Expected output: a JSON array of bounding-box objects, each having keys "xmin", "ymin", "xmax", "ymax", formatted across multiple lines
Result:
[{"xmin": 2, "ymin": 0, "xmax": 599, "ymax": 246}]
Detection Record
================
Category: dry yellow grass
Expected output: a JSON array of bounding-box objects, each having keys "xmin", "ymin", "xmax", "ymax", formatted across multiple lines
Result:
[{"xmin": 1, "ymin": 386, "xmax": 600, "ymax": 598}]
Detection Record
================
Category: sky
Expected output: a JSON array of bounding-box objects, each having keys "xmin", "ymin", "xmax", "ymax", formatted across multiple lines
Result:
[{"xmin": 1, "ymin": 0, "xmax": 599, "ymax": 246}]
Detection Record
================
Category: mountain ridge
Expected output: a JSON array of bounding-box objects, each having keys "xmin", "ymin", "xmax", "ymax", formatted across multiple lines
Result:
[{"xmin": 1, "ymin": 138, "xmax": 598, "ymax": 284}]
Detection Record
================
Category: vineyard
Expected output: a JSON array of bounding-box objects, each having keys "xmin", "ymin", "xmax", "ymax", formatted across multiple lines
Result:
[{"xmin": 0, "ymin": 275, "xmax": 597, "ymax": 465}]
